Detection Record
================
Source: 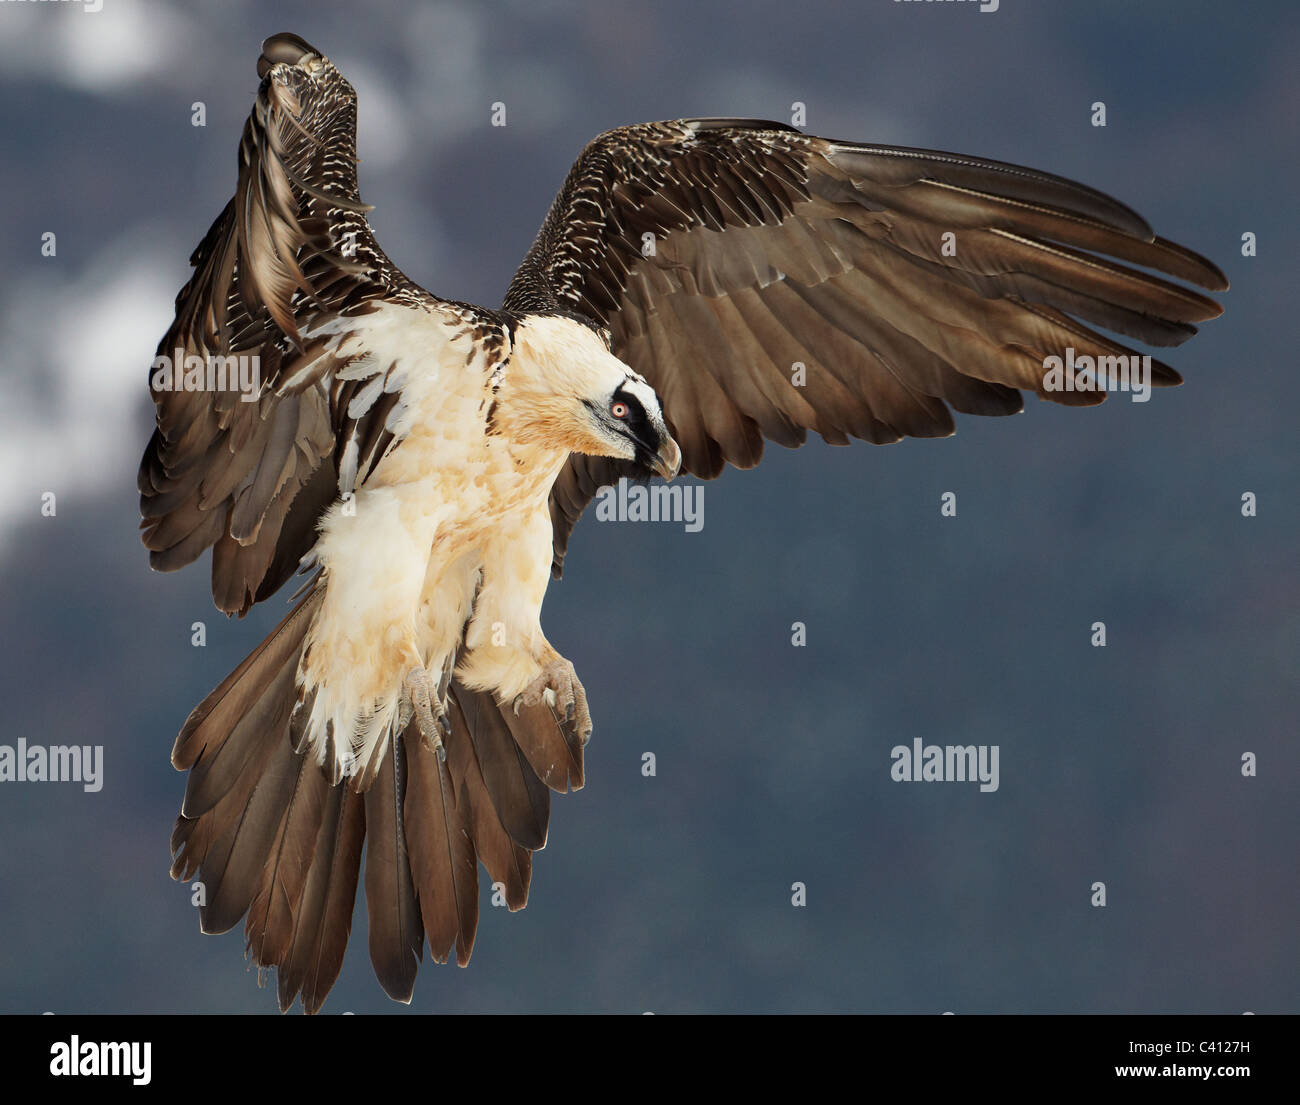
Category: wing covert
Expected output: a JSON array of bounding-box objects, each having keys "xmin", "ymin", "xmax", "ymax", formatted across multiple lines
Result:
[
  {"xmin": 507, "ymin": 119, "xmax": 1227, "ymax": 573},
  {"xmin": 139, "ymin": 34, "xmax": 463, "ymax": 615}
]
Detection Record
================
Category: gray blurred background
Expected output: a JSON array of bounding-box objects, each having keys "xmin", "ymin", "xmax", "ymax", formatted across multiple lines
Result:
[{"xmin": 0, "ymin": 0, "xmax": 1295, "ymax": 1013}]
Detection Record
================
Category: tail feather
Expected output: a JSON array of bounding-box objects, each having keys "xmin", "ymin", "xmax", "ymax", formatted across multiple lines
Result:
[
  {"xmin": 169, "ymin": 583, "xmax": 587, "ymax": 1011},
  {"xmin": 363, "ymin": 736, "xmax": 424, "ymax": 1002},
  {"xmin": 244, "ymin": 751, "xmax": 331, "ymax": 968},
  {"xmin": 199, "ymin": 733, "xmax": 305, "ymax": 934},
  {"xmin": 452, "ymin": 683, "xmax": 551, "ymax": 849},
  {"xmin": 171, "ymin": 742, "xmax": 268, "ymax": 883},
  {"xmin": 451, "ymin": 722, "xmax": 533, "ymax": 911},
  {"xmin": 182, "ymin": 657, "xmax": 297, "ymax": 817},
  {"xmin": 502, "ymin": 695, "xmax": 585, "ymax": 794},
  {"xmin": 403, "ymin": 716, "xmax": 479, "ymax": 967},
  {"xmin": 275, "ymin": 782, "xmax": 366, "ymax": 1014},
  {"xmin": 173, "ymin": 588, "xmax": 323, "ymax": 772}
]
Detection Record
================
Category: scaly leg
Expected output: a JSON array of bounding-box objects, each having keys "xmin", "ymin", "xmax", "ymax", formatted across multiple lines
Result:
[{"xmin": 404, "ymin": 665, "xmax": 452, "ymax": 762}]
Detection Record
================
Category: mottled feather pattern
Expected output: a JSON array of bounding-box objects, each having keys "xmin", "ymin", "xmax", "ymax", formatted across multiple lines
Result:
[
  {"xmin": 507, "ymin": 119, "xmax": 1225, "ymax": 561},
  {"xmin": 138, "ymin": 38, "xmax": 502, "ymax": 617}
]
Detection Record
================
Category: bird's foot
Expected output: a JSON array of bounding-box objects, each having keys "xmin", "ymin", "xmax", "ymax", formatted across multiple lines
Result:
[
  {"xmin": 514, "ymin": 657, "xmax": 593, "ymax": 745},
  {"xmin": 404, "ymin": 666, "xmax": 451, "ymax": 762}
]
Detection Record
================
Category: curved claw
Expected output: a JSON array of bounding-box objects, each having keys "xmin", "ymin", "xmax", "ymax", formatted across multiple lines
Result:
[{"xmin": 518, "ymin": 657, "xmax": 593, "ymax": 745}]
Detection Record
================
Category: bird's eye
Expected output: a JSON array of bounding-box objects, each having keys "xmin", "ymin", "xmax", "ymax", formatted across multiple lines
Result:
[{"xmin": 611, "ymin": 401, "xmax": 629, "ymax": 419}]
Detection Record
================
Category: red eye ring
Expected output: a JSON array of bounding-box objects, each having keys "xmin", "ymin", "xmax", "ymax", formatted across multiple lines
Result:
[{"xmin": 611, "ymin": 401, "xmax": 629, "ymax": 419}]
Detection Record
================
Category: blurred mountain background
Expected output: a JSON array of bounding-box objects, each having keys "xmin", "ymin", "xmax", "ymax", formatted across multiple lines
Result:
[{"xmin": 0, "ymin": 0, "xmax": 1295, "ymax": 1013}]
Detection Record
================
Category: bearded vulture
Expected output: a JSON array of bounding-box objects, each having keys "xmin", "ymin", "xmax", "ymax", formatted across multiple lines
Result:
[{"xmin": 139, "ymin": 32, "xmax": 1226, "ymax": 1012}]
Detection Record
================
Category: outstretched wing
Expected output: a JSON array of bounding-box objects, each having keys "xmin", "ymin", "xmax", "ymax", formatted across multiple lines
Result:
[
  {"xmin": 138, "ymin": 32, "xmax": 492, "ymax": 617},
  {"xmin": 504, "ymin": 119, "xmax": 1227, "ymax": 575},
  {"xmin": 147, "ymin": 34, "xmax": 580, "ymax": 1013}
]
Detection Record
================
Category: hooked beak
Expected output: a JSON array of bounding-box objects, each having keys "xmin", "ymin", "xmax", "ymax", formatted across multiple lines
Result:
[{"xmin": 650, "ymin": 437, "xmax": 682, "ymax": 481}]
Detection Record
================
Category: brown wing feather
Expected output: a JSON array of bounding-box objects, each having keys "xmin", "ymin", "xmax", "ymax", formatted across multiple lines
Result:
[
  {"xmin": 505, "ymin": 119, "xmax": 1226, "ymax": 568},
  {"xmin": 138, "ymin": 35, "xmax": 439, "ymax": 616}
]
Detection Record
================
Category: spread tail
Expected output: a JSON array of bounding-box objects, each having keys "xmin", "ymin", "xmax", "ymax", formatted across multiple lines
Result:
[{"xmin": 169, "ymin": 584, "xmax": 585, "ymax": 1012}]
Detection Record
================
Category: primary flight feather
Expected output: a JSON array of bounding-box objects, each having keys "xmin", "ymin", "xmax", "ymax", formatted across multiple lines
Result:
[{"xmin": 139, "ymin": 32, "xmax": 1225, "ymax": 1012}]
